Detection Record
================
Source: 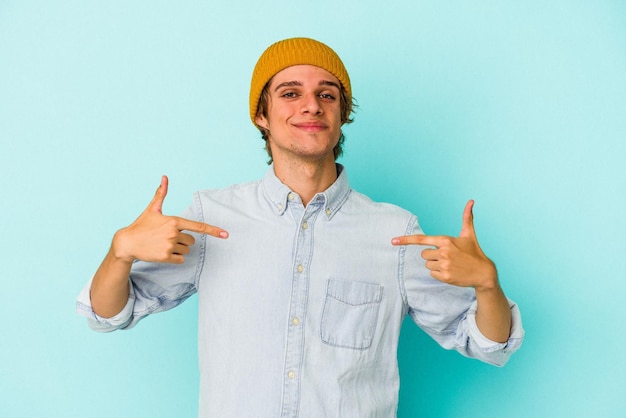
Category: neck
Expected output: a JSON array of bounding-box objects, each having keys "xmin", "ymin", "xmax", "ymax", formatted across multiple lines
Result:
[{"xmin": 273, "ymin": 157, "xmax": 338, "ymax": 206}]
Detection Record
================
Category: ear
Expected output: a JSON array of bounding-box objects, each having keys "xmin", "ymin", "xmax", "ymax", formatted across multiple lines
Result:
[{"xmin": 255, "ymin": 114, "xmax": 269, "ymax": 130}]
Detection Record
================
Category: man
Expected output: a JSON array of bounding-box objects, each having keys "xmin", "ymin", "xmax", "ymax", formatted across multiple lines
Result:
[{"xmin": 77, "ymin": 37, "xmax": 524, "ymax": 417}]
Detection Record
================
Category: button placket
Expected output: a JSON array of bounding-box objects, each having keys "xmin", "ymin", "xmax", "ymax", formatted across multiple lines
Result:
[{"xmin": 280, "ymin": 203, "xmax": 320, "ymax": 418}]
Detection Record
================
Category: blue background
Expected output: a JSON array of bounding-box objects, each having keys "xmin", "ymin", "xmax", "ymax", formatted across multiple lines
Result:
[{"xmin": 1, "ymin": 1, "xmax": 625, "ymax": 417}]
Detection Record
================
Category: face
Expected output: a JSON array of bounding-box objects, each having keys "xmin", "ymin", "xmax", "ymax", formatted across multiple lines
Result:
[{"xmin": 255, "ymin": 65, "xmax": 343, "ymax": 165}]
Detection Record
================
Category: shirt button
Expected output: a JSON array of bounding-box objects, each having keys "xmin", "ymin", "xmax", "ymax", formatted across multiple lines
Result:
[
  {"xmin": 302, "ymin": 221, "xmax": 308, "ymax": 230},
  {"xmin": 288, "ymin": 370, "xmax": 296, "ymax": 379},
  {"xmin": 292, "ymin": 317, "xmax": 300, "ymax": 326},
  {"xmin": 325, "ymin": 209, "xmax": 331, "ymax": 216},
  {"xmin": 288, "ymin": 193, "xmax": 295, "ymax": 201},
  {"xmin": 297, "ymin": 264, "xmax": 304, "ymax": 273}
]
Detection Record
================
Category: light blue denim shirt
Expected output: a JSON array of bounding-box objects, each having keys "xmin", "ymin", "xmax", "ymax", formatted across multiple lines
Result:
[{"xmin": 77, "ymin": 164, "xmax": 524, "ymax": 417}]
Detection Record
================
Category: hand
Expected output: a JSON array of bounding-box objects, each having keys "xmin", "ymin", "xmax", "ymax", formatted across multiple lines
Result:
[
  {"xmin": 112, "ymin": 176, "xmax": 229, "ymax": 264},
  {"xmin": 391, "ymin": 200, "xmax": 497, "ymax": 290}
]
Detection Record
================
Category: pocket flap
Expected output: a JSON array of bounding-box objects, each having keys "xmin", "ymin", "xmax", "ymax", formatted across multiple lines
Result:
[{"xmin": 327, "ymin": 279, "xmax": 383, "ymax": 306}]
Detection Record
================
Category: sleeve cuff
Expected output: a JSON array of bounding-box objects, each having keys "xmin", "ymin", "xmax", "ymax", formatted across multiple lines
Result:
[
  {"xmin": 465, "ymin": 298, "xmax": 525, "ymax": 352},
  {"xmin": 75, "ymin": 278, "xmax": 136, "ymax": 332}
]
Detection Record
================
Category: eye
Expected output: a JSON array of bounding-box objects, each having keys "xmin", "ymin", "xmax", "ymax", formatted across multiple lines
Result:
[
  {"xmin": 280, "ymin": 91, "xmax": 298, "ymax": 98},
  {"xmin": 319, "ymin": 93, "xmax": 336, "ymax": 100}
]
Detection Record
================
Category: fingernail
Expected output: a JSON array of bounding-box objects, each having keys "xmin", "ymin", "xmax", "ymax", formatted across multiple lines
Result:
[
  {"xmin": 219, "ymin": 231, "xmax": 229, "ymax": 239},
  {"xmin": 391, "ymin": 238, "xmax": 399, "ymax": 245}
]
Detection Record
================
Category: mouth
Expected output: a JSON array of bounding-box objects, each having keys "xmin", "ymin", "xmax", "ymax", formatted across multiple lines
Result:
[{"xmin": 292, "ymin": 121, "xmax": 328, "ymax": 132}]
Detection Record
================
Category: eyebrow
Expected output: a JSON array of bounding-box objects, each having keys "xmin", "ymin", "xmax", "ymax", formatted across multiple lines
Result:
[{"xmin": 273, "ymin": 80, "xmax": 341, "ymax": 92}]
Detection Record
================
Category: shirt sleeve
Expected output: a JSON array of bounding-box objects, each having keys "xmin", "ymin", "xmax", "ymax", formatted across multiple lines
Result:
[
  {"xmin": 400, "ymin": 215, "xmax": 524, "ymax": 367},
  {"xmin": 75, "ymin": 204, "xmax": 205, "ymax": 332}
]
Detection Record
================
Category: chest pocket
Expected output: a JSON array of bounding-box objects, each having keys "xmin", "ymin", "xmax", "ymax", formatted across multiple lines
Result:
[{"xmin": 320, "ymin": 279, "xmax": 383, "ymax": 350}]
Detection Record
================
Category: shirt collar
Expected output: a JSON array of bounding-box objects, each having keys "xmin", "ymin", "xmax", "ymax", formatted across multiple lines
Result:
[{"xmin": 262, "ymin": 163, "xmax": 351, "ymax": 219}]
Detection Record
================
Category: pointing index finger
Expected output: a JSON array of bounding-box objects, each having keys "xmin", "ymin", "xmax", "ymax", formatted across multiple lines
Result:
[
  {"xmin": 391, "ymin": 234, "xmax": 443, "ymax": 247},
  {"xmin": 175, "ymin": 217, "xmax": 229, "ymax": 239}
]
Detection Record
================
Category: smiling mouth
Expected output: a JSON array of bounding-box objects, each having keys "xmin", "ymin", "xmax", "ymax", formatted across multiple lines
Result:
[{"xmin": 293, "ymin": 122, "xmax": 327, "ymax": 132}]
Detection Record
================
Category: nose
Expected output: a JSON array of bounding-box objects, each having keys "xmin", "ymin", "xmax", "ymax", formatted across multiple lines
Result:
[{"xmin": 301, "ymin": 94, "xmax": 323, "ymax": 115}]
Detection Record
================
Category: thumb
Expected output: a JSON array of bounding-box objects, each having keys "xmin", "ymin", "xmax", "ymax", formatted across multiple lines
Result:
[
  {"xmin": 459, "ymin": 199, "xmax": 477, "ymax": 239},
  {"xmin": 147, "ymin": 175, "xmax": 168, "ymax": 214}
]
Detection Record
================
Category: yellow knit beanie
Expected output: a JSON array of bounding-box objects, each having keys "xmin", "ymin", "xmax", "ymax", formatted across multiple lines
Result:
[{"xmin": 249, "ymin": 37, "xmax": 351, "ymax": 124}]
